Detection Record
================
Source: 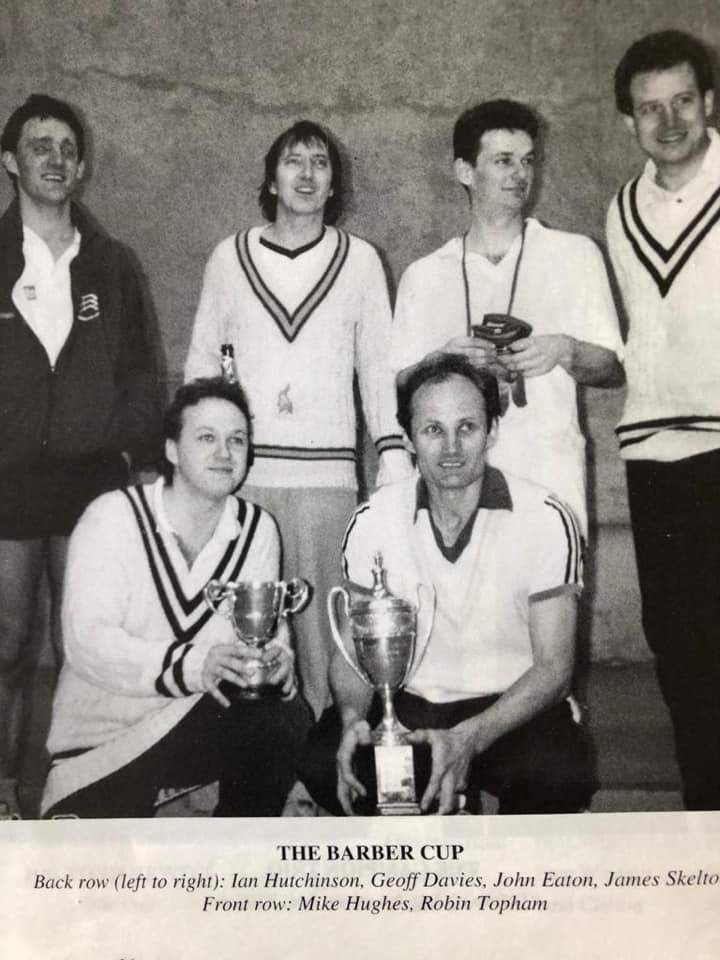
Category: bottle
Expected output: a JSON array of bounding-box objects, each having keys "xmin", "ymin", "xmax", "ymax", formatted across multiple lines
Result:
[{"xmin": 220, "ymin": 343, "xmax": 238, "ymax": 384}]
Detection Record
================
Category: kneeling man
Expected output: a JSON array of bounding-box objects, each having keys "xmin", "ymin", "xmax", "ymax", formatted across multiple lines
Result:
[
  {"xmin": 301, "ymin": 354, "xmax": 592, "ymax": 815},
  {"xmin": 42, "ymin": 378, "xmax": 311, "ymax": 818}
]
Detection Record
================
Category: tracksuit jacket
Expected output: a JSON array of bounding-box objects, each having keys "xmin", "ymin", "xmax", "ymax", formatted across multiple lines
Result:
[{"xmin": 0, "ymin": 200, "xmax": 161, "ymax": 537}]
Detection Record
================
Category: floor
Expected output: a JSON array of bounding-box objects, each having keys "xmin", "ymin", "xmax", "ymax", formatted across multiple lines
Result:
[{"xmin": 16, "ymin": 660, "xmax": 682, "ymax": 818}]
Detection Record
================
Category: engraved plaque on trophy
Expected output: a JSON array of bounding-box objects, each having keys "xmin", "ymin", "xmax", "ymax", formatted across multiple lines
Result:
[{"xmin": 327, "ymin": 555, "xmax": 432, "ymax": 814}]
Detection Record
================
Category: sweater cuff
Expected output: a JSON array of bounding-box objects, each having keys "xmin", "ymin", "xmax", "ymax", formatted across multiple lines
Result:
[
  {"xmin": 375, "ymin": 448, "xmax": 414, "ymax": 487},
  {"xmin": 178, "ymin": 642, "xmax": 208, "ymax": 695}
]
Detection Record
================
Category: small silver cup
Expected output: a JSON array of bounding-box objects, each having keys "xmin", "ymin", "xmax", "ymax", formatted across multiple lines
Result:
[{"xmin": 205, "ymin": 578, "xmax": 309, "ymax": 698}]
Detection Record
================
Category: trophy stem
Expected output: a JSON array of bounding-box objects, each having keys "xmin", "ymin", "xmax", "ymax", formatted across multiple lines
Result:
[{"xmin": 372, "ymin": 685, "xmax": 407, "ymax": 745}]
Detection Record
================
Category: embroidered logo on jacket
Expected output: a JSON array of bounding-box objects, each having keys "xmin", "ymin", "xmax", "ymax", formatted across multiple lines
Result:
[{"xmin": 77, "ymin": 293, "xmax": 100, "ymax": 322}]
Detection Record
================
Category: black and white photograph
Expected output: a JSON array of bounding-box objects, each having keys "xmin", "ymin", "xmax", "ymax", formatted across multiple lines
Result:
[{"xmin": 0, "ymin": 1, "xmax": 719, "ymax": 956}]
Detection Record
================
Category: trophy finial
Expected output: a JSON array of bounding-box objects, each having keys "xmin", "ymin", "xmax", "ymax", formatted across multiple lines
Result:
[{"xmin": 371, "ymin": 553, "xmax": 392, "ymax": 599}]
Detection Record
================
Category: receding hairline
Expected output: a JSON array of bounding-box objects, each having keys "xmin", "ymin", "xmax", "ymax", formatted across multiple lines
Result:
[{"xmin": 408, "ymin": 371, "xmax": 489, "ymax": 425}]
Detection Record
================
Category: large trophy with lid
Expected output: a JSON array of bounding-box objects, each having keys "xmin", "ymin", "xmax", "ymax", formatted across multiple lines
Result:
[{"xmin": 327, "ymin": 554, "xmax": 433, "ymax": 814}]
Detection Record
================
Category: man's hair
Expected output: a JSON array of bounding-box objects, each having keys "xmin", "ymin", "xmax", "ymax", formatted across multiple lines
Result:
[
  {"xmin": 396, "ymin": 353, "xmax": 500, "ymax": 438},
  {"xmin": 160, "ymin": 376, "xmax": 253, "ymax": 482},
  {"xmin": 614, "ymin": 30, "xmax": 714, "ymax": 116},
  {"xmin": 1, "ymin": 94, "xmax": 86, "ymax": 182},
  {"xmin": 453, "ymin": 99, "xmax": 539, "ymax": 163},
  {"xmin": 258, "ymin": 119, "xmax": 343, "ymax": 224}
]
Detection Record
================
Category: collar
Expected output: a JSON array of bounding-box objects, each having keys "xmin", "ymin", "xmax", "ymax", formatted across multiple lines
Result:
[
  {"xmin": 436, "ymin": 218, "xmax": 541, "ymax": 262},
  {"xmin": 151, "ymin": 476, "xmax": 242, "ymax": 542},
  {"xmin": 414, "ymin": 465, "xmax": 513, "ymax": 520},
  {"xmin": 639, "ymin": 128, "xmax": 720, "ymax": 205},
  {"xmin": 259, "ymin": 226, "xmax": 326, "ymax": 259},
  {"xmin": 22, "ymin": 223, "xmax": 81, "ymax": 263}
]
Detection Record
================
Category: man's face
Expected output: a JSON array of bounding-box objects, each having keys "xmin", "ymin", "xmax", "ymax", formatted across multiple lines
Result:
[
  {"xmin": 455, "ymin": 128, "xmax": 535, "ymax": 213},
  {"xmin": 626, "ymin": 62, "xmax": 714, "ymax": 172},
  {"xmin": 2, "ymin": 116, "xmax": 84, "ymax": 208},
  {"xmin": 269, "ymin": 137, "xmax": 333, "ymax": 219},
  {"xmin": 166, "ymin": 398, "xmax": 250, "ymax": 501},
  {"xmin": 407, "ymin": 374, "xmax": 494, "ymax": 493}
]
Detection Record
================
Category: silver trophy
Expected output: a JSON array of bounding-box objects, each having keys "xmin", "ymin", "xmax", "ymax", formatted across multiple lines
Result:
[
  {"xmin": 327, "ymin": 554, "xmax": 433, "ymax": 814},
  {"xmin": 204, "ymin": 578, "xmax": 309, "ymax": 698}
]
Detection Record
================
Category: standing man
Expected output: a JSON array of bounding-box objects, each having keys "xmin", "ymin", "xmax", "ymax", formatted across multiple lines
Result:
[
  {"xmin": 0, "ymin": 95, "xmax": 161, "ymax": 805},
  {"xmin": 607, "ymin": 31, "xmax": 720, "ymax": 809},
  {"xmin": 185, "ymin": 120, "xmax": 409, "ymax": 716},
  {"xmin": 300, "ymin": 355, "xmax": 591, "ymax": 816},
  {"xmin": 392, "ymin": 100, "xmax": 623, "ymax": 538}
]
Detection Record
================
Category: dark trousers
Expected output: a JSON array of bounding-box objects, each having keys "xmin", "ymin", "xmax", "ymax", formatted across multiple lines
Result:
[
  {"xmin": 44, "ymin": 693, "xmax": 312, "ymax": 818},
  {"xmin": 300, "ymin": 690, "xmax": 593, "ymax": 815},
  {"xmin": 627, "ymin": 451, "xmax": 720, "ymax": 810}
]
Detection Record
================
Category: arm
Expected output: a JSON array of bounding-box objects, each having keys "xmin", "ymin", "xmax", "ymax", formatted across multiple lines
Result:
[
  {"xmin": 354, "ymin": 244, "xmax": 412, "ymax": 486},
  {"xmin": 503, "ymin": 334, "xmax": 625, "ymax": 386},
  {"xmin": 502, "ymin": 235, "xmax": 625, "ymax": 387},
  {"xmin": 409, "ymin": 590, "xmax": 577, "ymax": 813},
  {"xmin": 184, "ymin": 243, "xmax": 232, "ymax": 382},
  {"xmin": 115, "ymin": 251, "xmax": 162, "ymax": 468},
  {"xmin": 62, "ymin": 496, "xmax": 208, "ymax": 698}
]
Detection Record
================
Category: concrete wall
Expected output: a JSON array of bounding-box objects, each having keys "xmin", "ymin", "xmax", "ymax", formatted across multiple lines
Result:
[{"xmin": 2, "ymin": 0, "xmax": 718, "ymax": 660}]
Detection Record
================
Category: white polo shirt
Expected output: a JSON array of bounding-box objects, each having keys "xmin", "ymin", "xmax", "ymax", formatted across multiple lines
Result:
[
  {"xmin": 391, "ymin": 219, "xmax": 621, "ymax": 538},
  {"xmin": 341, "ymin": 469, "xmax": 582, "ymax": 702},
  {"xmin": 12, "ymin": 225, "xmax": 81, "ymax": 367}
]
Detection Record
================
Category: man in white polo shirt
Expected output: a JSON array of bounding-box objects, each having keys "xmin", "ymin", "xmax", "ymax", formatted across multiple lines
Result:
[
  {"xmin": 392, "ymin": 99, "xmax": 623, "ymax": 539},
  {"xmin": 300, "ymin": 354, "xmax": 592, "ymax": 815},
  {"xmin": 607, "ymin": 30, "xmax": 720, "ymax": 809}
]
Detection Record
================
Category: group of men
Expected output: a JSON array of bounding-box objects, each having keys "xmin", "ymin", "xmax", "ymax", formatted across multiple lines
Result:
[{"xmin": 0, "ymin": 27, "xmax": 717, "ymax": 818}]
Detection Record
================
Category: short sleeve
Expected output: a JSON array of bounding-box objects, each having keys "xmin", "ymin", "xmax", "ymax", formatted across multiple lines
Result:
[{"xmin": 528, "ymin": 493, "xmax": 584, "ymax": 601}]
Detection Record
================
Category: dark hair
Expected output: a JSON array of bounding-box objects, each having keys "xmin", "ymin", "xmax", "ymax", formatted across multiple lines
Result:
[
  {"xmin": 453, "ymin": 99, "xmax": 539, "ymax": 163},
  {"xmin": 396, "ymin": 354, "xmax": 500, "ymax": 438},
  {"xmin": 258, "ymin": 120, "xmax": 343, "ymax": 224},
  {"xmin": 160, "ymin": 377, "xmax": 253, "ymax": 483},
  {"xmin": 614, "ymin": 30, "xmax": 714, "ymax": 115},
  {"xmin": 1, "ymin": 94, "xmax": 86, "ymax": 187}
]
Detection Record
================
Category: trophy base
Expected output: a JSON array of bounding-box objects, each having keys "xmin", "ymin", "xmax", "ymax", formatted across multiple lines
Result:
[{"xmin": 372, "ymin": 743, "xmax": 420, "ymax": 816}]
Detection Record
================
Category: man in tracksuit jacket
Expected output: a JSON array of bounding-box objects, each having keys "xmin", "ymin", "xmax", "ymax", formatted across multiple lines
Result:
[{"xmin": 0, "ymin": 94, "xmax": 161, "ymax": 810}]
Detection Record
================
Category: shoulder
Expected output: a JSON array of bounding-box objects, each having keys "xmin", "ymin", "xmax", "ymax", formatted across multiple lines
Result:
[
  {"xmin": 346, "ymin": 477, "xmax": 416, "ymax": 537},
  {"xmin": 339, "ymin": 229, "xmax": 382, "ymax": 265},
  {"xmin": 401, "ymin": 238, "xmax": 461, "ymax": 280},
  {"xmin": 239, "ymin": 497, "xmax": 280, "ymax": 540},
  {"xmin": 527, "ymin": 218, "xmax": 601, "ymax": 259},
  {"xmin": 71, "ymin": 486, "xmax": 141, "ymax": 545},
  {"xmin": 206, "ymin": 231, "xmax": 248, "ymax": 264}
]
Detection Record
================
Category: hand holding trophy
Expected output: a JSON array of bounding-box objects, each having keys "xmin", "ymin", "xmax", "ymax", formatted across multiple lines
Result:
[
  {"xmin": 205, "ymin": 578, "xmax": 309, "ymax": 698},
  {"xmin": 327, "ymin": 554, "xmax": 433, "ymax": 814}
]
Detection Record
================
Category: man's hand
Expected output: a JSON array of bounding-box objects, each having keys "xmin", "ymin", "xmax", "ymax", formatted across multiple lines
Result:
[
  {"xmin": 261, "ymin": 637, "xmax": 297, "ymax": 699},
  {"xmin": 336, "ymin": 719, "xmax": 372, "ymax": 815},
  {"xmin": 501, "ymin": 334, "xmax": 571, "ymax": 379},
  {"xmin": 201, "ymin": 637, "xmax": 296, "ymax": 708},
  {"xmin": 440, "ymin": 337, "xmax": 512, "ymax": 382},
  {"xmin": 407, "ymin": 727, "xmax": 475, "ymax": 814}
]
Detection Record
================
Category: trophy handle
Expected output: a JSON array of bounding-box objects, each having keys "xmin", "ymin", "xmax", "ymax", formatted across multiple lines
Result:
[
  {"xmin": 281, "ymin": 578, "xmax": 310, "ymax": 617},
  {"xmin": 326, "ymin": 586, "xmax": 370, "ymax": 687},
  {"xmin": 204, "ymin": 580, "xmax": 234, "ymax": 619},
  {"xmin": 405, "ymin": 582, "xmax": 435, "ymax": 684}
]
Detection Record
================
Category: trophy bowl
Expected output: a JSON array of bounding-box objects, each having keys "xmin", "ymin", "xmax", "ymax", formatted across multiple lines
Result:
[{"xmin": 205, "ymin": 578, "xmax": 309, "ymax": 698}]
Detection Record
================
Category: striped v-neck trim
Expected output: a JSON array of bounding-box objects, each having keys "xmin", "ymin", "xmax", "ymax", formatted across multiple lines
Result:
[
  {"xmin": 122, "ymin": 485, "xmax": 261, "ymax": 651},
  {"xmin": 617, "ymin": 177, "xmax": 720, "ymax": 297},
  {"xmin": 236, "ymin": 227, "xmax": 350, "ymax": 342}
]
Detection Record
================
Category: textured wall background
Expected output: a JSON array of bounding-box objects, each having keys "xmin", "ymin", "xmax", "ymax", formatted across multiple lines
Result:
[{"xmin": 1, "ymin": 0, "xmax": 718, "ymax": 657}]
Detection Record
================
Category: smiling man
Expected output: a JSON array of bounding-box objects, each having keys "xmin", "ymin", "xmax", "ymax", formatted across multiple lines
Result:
[
  {"xmin": 300, "ymin": 354, "xmax": 592, "ymax": 816},
  {"xmin": 0, "ymin": 94, "xmax": 160, "ymax": 810},
  {"xmin": 42, "ymin": 378, "xmax": 311, "ymax": 818},
  {"xmin": 607, "ymin": 31, "xmax": 720, "ymax": 810},
  {"xmin": 392, "ymin": 100, "xmax": 623, "ymax": 539},
  {"xmin": 185, "ymin": 120, "xmax": 409, "ymax": 718}
]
